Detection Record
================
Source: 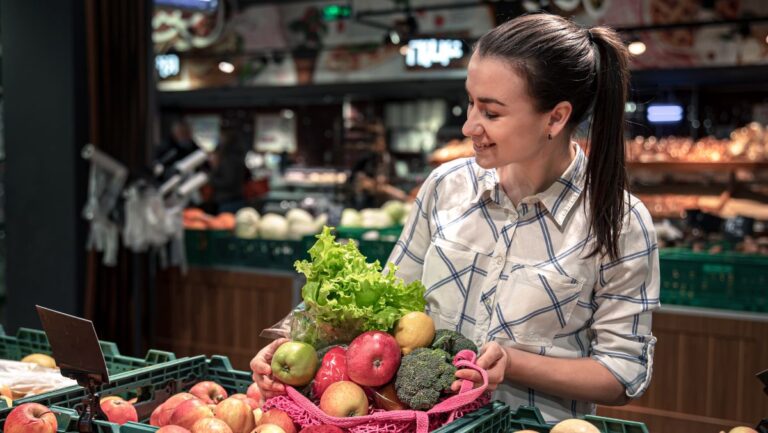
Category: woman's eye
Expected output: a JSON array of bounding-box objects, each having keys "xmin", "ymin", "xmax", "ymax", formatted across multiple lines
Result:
[{"xmin": 483, "ymin": 111, "xmax": 498, "ymax": 119}]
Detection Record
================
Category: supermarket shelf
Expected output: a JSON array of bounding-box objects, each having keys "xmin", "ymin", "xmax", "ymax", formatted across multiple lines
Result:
[{"xmin": 628, "ymin": 161, "xmax": 768, "ymax": 173}]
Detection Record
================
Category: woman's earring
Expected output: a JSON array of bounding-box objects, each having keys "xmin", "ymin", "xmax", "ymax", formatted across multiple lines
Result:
[{"xmin": 547, "ymin": 133, "xmax": 552, "ymax": 140}]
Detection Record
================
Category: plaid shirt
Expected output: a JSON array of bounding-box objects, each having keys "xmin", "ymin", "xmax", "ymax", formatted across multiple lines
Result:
[{"xmin": 388, "ymin": 146, "xmax": 660, "ymax": 422}]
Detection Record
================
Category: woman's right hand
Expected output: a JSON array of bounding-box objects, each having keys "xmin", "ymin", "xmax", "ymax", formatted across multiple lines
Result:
[{"xmin": 250, "ymin": 338, "xmax": 290, "ymax": 400}]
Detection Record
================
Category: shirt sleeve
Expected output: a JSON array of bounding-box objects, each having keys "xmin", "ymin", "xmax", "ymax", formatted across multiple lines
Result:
[
  {"xmin": 590, "ymin": 200, "xmax": 661, "ymax": 399},
  {"xmin": 387, "ymin": 171, "xmax": 437, "ymax": 284}
]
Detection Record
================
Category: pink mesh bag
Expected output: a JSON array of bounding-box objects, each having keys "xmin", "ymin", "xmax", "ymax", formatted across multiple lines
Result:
[{"xmin": 263, "ymin": 350, "xmax": 491, "ymax": 433}]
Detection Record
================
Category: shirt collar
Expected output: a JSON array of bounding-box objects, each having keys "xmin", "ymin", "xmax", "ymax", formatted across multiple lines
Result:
[{"xmin": 472, "ymin": 144, "xmax": 587, "ymax": 226}]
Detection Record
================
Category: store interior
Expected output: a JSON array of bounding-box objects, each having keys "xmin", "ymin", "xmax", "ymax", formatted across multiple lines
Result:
[{"xmin": 0, "ymin": 1, "xmax": 767, "ymax": 433}]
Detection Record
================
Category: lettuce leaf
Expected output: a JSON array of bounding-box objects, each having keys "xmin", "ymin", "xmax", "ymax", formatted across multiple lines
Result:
[{"xmin": 293, "ymin": 226, "xmax": 426, "ymax": 340}]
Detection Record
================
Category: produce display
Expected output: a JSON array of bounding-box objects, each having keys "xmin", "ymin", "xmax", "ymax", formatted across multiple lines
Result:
[
  {"xmin": 184, "ymin": 207, "xmax": 328, "ymax": 241},
  {"xmin": 147, "ymin": 379, "xmax": 262, "ymax": 432},
  {"xmin": 627, "ymin": 123, "xmax": 768, "ymax": 163},
  {"xmin": 340, "ymin": 199, "xmax": 411, "ymax": 230}
]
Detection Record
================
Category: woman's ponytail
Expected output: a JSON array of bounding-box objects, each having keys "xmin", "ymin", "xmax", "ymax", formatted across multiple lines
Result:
[{"xmin": 584, "ymin": 27, "xmax": 630, "ymax": 261}]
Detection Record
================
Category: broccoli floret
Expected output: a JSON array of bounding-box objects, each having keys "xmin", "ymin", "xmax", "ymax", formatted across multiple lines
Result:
[
  {"xmin": 394, "ymin": 348, "xmax": 456, "ymax": 410},
  {"xmin": 431, "ymin": 329, "xmax": 477, "ymax": 356}
]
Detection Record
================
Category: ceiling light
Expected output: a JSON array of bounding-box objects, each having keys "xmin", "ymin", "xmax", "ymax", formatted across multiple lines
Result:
[
  {"xmin": 628, "ymin": 40, "xmax": 646, "ymax": 56},
  {"xmin": 218, "ymin": 61, "xmax": 235, "ymax": 73},
  {"xmin": 389, "ymin": 30, "xmax": 401, "ymax": 45}
]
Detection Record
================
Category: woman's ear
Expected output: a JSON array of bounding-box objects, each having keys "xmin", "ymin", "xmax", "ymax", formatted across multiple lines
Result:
[{"xmin": 547, "ymin": 101, "xmax": 573, "ymax": 138}]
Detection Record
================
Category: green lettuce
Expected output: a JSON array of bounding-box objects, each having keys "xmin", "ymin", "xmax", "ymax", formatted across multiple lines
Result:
[{"xmin": 292, "ymin": 226, "xmax": 426, "ymax": 346}]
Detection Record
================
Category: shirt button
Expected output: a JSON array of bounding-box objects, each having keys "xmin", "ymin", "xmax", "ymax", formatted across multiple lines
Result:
[{"xmin": 495, "ymin": 256, "xmax": 504, "ymax": 266}]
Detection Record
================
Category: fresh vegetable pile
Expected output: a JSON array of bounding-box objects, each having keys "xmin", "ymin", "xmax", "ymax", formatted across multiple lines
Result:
[{"xmin": 290, "ymin": 227, "xmax": 426, "ymax": 348}]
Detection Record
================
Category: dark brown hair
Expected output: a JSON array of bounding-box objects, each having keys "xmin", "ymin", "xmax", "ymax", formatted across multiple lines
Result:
[{"xmin": 475, "ymin": 13, "xmax": 630, "ymax": 260}]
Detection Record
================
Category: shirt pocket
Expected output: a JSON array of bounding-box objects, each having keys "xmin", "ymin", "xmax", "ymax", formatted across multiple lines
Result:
[
  {"xmin": 422, "ymin": 237, "xmax": 480, "ymax": 329},
  {"xmin": 489, "ymin": 266, "xmax": 583, "ymax": 347}
]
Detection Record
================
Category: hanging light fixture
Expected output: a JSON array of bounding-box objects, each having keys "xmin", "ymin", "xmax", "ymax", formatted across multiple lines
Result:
[{"xmin": 627, "ymin": 34, "xmax": 646, "ymax": 56}]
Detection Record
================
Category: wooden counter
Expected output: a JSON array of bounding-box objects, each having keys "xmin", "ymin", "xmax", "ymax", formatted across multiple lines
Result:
[
  {"xmin": 598, "ymin": 306, "xmax": 768, "ymax": 433},
  {"xmin": 154, "ymin": 266, "xmax": 301, "ymax": 370}
]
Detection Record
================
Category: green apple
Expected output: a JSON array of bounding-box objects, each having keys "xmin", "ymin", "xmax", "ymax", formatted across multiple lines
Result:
[{"xmin": 270, "ymin": 341, "xmax": 318, "ymax": 386}]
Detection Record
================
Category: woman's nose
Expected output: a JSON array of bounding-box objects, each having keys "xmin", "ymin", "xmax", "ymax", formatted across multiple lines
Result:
[{"xmin": 462, "ymin": 116, "xmax": 483, "ymax": 138}]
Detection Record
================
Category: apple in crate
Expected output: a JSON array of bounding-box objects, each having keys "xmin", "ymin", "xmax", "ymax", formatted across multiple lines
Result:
[
  {"xmin": 100, "ymin": 396, "xmax": 138, "ymax": 425},
  {"xmin": 246, "ymin": 383, "xmax": 262, "ymax": 401},
  {"xmin": 170, "ymin": 398, "xmax": 215, "ymax": 430},
  {"xmin": 255, "ymin": 425, "xmax": 287, "ymax": 433},
  {"xmin": 190, "ymin": 381, "xmax": 228, "ymax": 404},
  {"xmin": 152, "ymin": 392, "xmax": 198, "ymax": 426},
  {"xmin": 257, "ymin": 409, "xmax": 297, "ymax": 433},
  {"xmin": 270, "ymin": 342, "xmax": 318, "ymax": 387},
  {"xmin": 4, "ymin": 403, "xmax": 58, "ymax": 433},
  {"xmin": 319, "ymin": 381, "xmax": 368, "ymax": 417},
  {"xmin": 191, "ymin": 417, "xmax": 234, "ymax": 433},
  {"xmin": 346, "ymin": 331, "xmax": 401, "ymax": 387},
  {"xmin": 229, "ymin": 393, "xmax": 259, "ymax": 410},
  {"xmin": 157, "ymin": 426, "xmax": 193, "ymax": 433},
  {"xmin": 214, "ymin": 397, "xmax": 255, "ymax": 433}
]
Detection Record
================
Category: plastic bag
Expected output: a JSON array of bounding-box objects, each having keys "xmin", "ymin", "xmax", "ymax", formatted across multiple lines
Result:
[
  {"xmin": 0, "ymin": 360, "xmax": 78, "ymax": 399},
  {"xmin": 260, "ymin": 304, "xmax": 364, "ymax": 349}
]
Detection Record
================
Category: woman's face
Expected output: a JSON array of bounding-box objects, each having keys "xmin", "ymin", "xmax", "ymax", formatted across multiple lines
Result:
[{"xmin": 462, "ymin": 54, "xmax": 552, "ymax": 169}]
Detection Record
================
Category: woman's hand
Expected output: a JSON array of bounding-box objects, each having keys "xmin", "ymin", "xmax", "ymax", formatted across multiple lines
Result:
[
  {"xmin": 451, "ymin": 341, "xmax": 509, "ymax": 393},
  {"xmin": 250, "ymin": 338, "xmax": 290, "ymax": 400}
]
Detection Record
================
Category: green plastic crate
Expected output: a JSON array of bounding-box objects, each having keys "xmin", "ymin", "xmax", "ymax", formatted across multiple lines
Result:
[
  {"xmin": 209, "ymin": 230, "xmax": 309, "ymax": 271},
  {"xmin": 508, "ymin": 405, "xmax": 648, "ymax": 433},
  {"xmin": 184, "ymin": 229, "xmax": 214, "ymax": 266},
  {"xmin": 659, "ymin": 249, "xmax": 768, "ymax": 312},
  {"xmin": 0, "ymin": 355, "xmax": 250, "ymax": 432},
  {"xmin": 434, "ymin": 400, "xmax": 510, "ymax": 433},
  {"xmin": 0, "ymin": 326, "xmax": 175, "ymax": 375}
]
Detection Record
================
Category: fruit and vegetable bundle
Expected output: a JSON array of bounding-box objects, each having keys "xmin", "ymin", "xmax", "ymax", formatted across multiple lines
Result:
[
  {"xmin": 288, "ymin": 227, "xmax": 427, "ymax": 349},
  {"xmin": 256, "ymin": 227, "xmax": 491, "ymax": 433}
]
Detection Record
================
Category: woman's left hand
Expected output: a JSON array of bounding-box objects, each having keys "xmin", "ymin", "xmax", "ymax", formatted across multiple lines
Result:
[{"xmin": 451, "ymin": 341, "xmax": 508, "ymax": 392}]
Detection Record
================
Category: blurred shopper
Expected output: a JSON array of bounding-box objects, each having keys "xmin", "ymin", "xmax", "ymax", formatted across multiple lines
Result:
[
  {"xmin": 208, "ymin": 128, "xmax": 247, "ymax": 213},
  {"xmin": 252, "ymin": 13, "xmax": 660, "ymax": 424},
  {"xmin": 349, "ymin": 123, "xmax": 408, "ymax": 208},
  {"xmin": 154, "ymin": 120, "xmax": 200, "ymax": 174}
]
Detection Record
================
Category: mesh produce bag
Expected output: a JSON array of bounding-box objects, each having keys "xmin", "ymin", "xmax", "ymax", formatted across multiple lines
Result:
[{"xmin": 262, "ymin": 350, "xmax": 490, "ymax": 433}]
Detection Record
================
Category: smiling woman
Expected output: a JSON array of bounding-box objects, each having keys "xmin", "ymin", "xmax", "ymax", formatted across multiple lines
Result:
[{"xmin": 386, "ymin": 13, "xmax": 659, "ymax": 423}]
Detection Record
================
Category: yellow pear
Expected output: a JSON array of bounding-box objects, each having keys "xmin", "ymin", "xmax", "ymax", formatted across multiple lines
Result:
[{"xmin": 394, "ymin": 312, "xmax": 435, "ymax": 355}]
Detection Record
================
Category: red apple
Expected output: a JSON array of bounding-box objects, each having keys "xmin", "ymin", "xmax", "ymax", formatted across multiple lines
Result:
[
  {"xmin": 214, "ymin": 397, "xmax": 255, "ymax": 433},
  {"xmin": 190, "ymin": 381, "xmax": 228, "ymax": 404},
  {"xmin": 157, "ymin": 427, "xmax": 192, "ymax": 433},
  {"xmin": 271, "ymin": 342, "xmax": 318, "ymax": 387},
  {"xmin": 246, "ymin": 383, "xmax": 262, "ymax": 401},
  {"xmin": 101, "ymin": 397, "xmax": 138, "ymax": 425},
  {"xmin": 156, "ymin": 392, "xmax": 198, "ymax": 426},
  {"xmin": 257, "ymin": 409, "xmax": 297, "ymax": 433},
  {"xmin": 191, "ymin": 417, "xmax": 234, "ymax": 433},
  {"xmin": 150, "ymin": 403, "xmax": 165, "ymax": 426},
  {"xmin": 4, "ymin": 403, "xmax": 58, "ymax": 433},
  {"xmin": 346, "ymin": 331, "xmax": 401, "ymax": 387},
  {"xmin": 312, "ymin": 346, "xmax": 349, "ymax": 398},
  {"xmin": 255, "ymin": 425, "xmax": 287, "ymax": 433},
  {"xmin": 319, "ymin": 381, "xmax": 368, "ymax": 417},
  {"xmin": 170, "ymin": 398, "xmax": 215, "ymax": 430},
  {"xmin": 229, "ymin": 393, "xmax": 260, "ymax": 410},
  {"xmin": 299, "ymin": 426, "xmax": 345, "ymax": 433}
]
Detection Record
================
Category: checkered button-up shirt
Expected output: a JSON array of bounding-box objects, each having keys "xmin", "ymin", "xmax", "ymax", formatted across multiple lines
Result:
[{"xmin": 388, "ymin": 146, "xmax": 660, "ymax": 422}]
